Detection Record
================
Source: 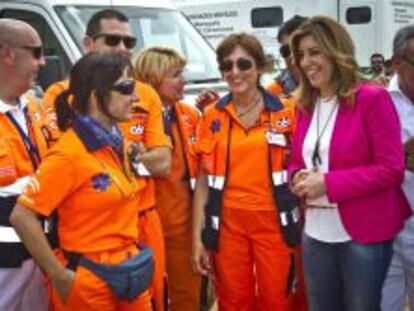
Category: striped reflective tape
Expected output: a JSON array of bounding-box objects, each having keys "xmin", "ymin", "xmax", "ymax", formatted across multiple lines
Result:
[
  {"xmin": 272, "ymin": 170, "xmax": 288, "ymax": 186},
  {"xmin": 207, "ymin": 175, "xmax": 225, "ymax": 190}
]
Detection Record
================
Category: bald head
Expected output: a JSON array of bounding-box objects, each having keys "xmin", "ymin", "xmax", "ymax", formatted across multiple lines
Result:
[
  {"xmin": 0, "ymin": 19, "xmax": 44, "ymax": 103},
  {"xmin": 0, "ymin": 18, "xmax": 40, "ymax": 47}
]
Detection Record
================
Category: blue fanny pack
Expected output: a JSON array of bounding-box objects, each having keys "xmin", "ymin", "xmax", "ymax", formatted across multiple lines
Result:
[{"xmin": 64, "ymin": 246, "xmax": 154, "ymax": 302}]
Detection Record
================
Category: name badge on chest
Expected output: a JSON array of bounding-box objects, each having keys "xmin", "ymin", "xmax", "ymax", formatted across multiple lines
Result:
[{"xmin": 265, "ymin": 131, "xmax": 287, "ymax": 147}]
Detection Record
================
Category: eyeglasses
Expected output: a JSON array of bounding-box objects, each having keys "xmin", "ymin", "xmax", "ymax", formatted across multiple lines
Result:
[
  {"xmin": 93, "ymin": 33, "xmax": 137, "ymax": 49},
  {"xmin": 15, "ymin": 46, "xmax": 43, "ymax": 60},
  {"xmin": 279, "ymin": 44, "xmax": 291, "ymax": 58},
  {"xmin": 112, "ymin": 79, "xmax": 136, "ymax": 95},
  {"xmin": 219, "ymin": 58, "xmax": 253, "ymax": 72}
]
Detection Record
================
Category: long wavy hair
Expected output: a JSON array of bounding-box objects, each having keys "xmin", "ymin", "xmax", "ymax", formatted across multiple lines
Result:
[{"xmin": 290, "ymin": 15, "xmax": 361, "ymax": 110}]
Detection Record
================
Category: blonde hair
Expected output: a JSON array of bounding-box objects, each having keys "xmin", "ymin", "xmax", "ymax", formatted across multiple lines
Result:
[
  {"xmin": 133, "ymin": 47, "xmax": 186, "ymax": 90},
  {"xmin": 290, "ymin": 15, "xmax": 360, "ymax": 110}
]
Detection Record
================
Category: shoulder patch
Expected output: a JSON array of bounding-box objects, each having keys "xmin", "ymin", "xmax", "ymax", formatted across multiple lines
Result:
[
  {"xmin": 92, "ymin": 173, "xmax": 111, "ymax": 192},
  {"xmin": 210, "ymin": 119, "xmax": 221, "ymax": 133}
]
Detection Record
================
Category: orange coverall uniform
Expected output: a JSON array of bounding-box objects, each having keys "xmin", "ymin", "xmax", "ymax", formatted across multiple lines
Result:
[
  {"xmin": 119, "ymin": 83, "xmax": 171, "ymax": 311},
  {"xmin": 18, "ymin": 119, "xmax": 152, "ymax": 311},
  {"xmin": 43, "ymin": 81, "xmax": 171, "ymax": 311},
  {"xmin": 153, "ymin": 102, "xmax": 201, "ymax": 311},
  {"xmin": 196, "ymin": 91, "xmax": 303, "ymax": 311}
]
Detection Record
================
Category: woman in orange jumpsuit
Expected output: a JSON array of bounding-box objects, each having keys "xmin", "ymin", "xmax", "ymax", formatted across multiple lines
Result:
[
  {"xmin": 192, "ymin": 33, "xmax": 303, "ymax": 311},
  {"xmin": 134, "ymin": 47, "xmax": 202, "ymax": 311},
  {"xmin": 10, "ymin": 53, "xmax": 153, "ymax": 311}
]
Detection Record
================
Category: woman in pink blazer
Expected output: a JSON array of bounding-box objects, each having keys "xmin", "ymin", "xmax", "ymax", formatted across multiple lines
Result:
[{"xmin": 288, "ymin": 16, "xmax": 411, "ymax": 311}]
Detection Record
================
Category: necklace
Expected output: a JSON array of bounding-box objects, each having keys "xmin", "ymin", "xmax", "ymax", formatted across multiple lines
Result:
[
  {"xmin": 236, "ymin": 93, "xmax": 262, "ymax": 117},
  {"xmin": 311, "ymin": 98, "xmax": 338, "ymax": 168}
]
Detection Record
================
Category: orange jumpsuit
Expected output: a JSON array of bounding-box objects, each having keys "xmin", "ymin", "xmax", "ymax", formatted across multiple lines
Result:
[
  {"xmin": 266, "ymin": 81, "xmax": 284, "ymax": 98},
  {"xmin": 119, "ymin": 83, "xmax": 171, "ymax": 311},
  {"xmin": 18, "ymin": 121, "xmax": 152, "ymax": 311},
  {"xmin": 43, "ymin": 81, "xmax": 171, "ymax": 311},
  {"xmin": 153, "ymin": 102, "xmax": 201, "ymax": 311},
  {"xmin": 196, "ymin": 91, "xmax": 304, "ymax": 311}
]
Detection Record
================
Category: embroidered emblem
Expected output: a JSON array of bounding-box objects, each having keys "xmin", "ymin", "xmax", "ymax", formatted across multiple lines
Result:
[
  {"xmin": 276, "ymin": 117, "xmax": 291, "ymax": 128},
  {"xmin": 92, "ymin": 173, "xmax": 111, "ymax": 192},
  {"xmin": 130, "ymin": 124, "xmax": 144, "ymax": 135},
  {"xmin": 210, "ymin": 119, "xmax": 221, "ymax": 133}
]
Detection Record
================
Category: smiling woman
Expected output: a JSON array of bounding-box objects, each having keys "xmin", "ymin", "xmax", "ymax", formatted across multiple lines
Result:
[
  {"xmin": 289, "ymin": 15, "xmax": 411, "ymax": 311},
  {"xmin": 192, "ymin": 33, "xmax": 307, "ymax": 310}
]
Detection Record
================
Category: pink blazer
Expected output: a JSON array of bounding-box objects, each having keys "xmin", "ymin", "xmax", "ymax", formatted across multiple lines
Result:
[{"xmin": 289, "ymin": 83, "xmax": 411, "ymax": 243}]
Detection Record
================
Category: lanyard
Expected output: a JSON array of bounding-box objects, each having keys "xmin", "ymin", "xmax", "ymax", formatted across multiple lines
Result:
[
  {"xmin": 6, "ymin": 108, "xmax": 41, "ymax": 170},
  {"xmin": 311, "ymin": 99, "xmax": 338, "ymax": 168}
]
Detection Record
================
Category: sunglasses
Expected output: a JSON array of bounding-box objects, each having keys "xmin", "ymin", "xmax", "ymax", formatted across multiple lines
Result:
[
  {"xmin": 279, "ymin": 45, "xmax": 291, "ymax": 58},
  {"xmin": 112, "ymin": 79, "xmax": 136, "ymax": 95},
  {"xmin": 16, "ymin": 46, "xmax": 43, "ymax": 60},
  {"xmin": 219, "ymin": 58, "xmax": 253, "ymax": 72},
  {"xmin": 94, "ymin": 33, "xmax": 137, "ymax": 49}
]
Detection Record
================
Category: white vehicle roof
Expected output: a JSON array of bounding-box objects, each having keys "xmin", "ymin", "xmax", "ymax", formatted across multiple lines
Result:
[{"xmin": 11, "ymin": 0, "xmax": 175, "ymax": 9}]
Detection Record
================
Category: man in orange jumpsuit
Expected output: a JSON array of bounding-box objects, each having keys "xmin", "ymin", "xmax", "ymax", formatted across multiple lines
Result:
[
  {"xmin": 42, "ymin": 9, "xmax": 171, "ymax": 311},
  {"xmin": 0, "ymin": 19, "xmax": 50, "ymax": 310}
]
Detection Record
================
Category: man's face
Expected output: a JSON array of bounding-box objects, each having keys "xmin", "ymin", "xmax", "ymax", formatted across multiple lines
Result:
[
  {"xmin": 279, "ymin": 34, "xmax": 300, "ymax": 81},
  {"xmin": 11, "ymin": 29, "xmax": 45, "ymax": 93},
  {"xmin": 84, "ymin": 18, "xmax": 135, "ymax": 58},
  {"xmin": 394, "ymin": 39, "xmax": 414, "ymax": 103},
  {"xmin": 371, "ymin": 56, "xmax": 384, "ymax": 75}
]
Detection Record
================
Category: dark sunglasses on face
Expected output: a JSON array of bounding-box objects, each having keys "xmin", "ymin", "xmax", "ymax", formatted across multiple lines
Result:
[
  {"xmin": 219, "ymin": 58, "xmax": 253, "ymax": 72},
  {"xmin": 112, "ymin": 79, "xmax": 136, "ymax": 95},
  {"xmin": 16, "ymin": 46, "xmax": 43, "ymax": 60},
  {"xmin": 94, "ymin": 33, "xmax": 137, "ymax": 49},
  {"xmin": 279, "ymin": 44, "xmax": 291, "ymax": 58}
]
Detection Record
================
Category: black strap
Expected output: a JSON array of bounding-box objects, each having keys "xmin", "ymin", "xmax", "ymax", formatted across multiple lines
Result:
[
  {"xmin": 6, "ymin": 107, "xmax": 41, "ymax": 170},
  {"xmin": 0, "ymin": 196, "xmax": 18, "ymax": 226},
  {"xmin": 62, "ymin": 249, "xmax": 83, "ymax": 271}
]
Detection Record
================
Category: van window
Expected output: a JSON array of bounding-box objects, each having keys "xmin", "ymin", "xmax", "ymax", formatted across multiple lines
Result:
[
  {"xmin": 346, "ymin": 7, "xmax": 372, "ymax": 24},
  {"xmin": 56, "ymin": 6, "xmax": 221, "ymax": 83},
  {"xmin": 0, "ymin": 9, "xmax": 71, "ymax": 75},
  {"xmin": 251, "ymin": 7, "xmax": 283, "ymax": 28}
]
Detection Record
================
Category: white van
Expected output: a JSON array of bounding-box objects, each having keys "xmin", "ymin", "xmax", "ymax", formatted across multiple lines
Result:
[
  {"xmin": 174, "ymin": 0, "xmax": 414, "ymax": 67},
  {"xmin": 0, "ymin": 0, "xmax": 227, "ymax": 102}
]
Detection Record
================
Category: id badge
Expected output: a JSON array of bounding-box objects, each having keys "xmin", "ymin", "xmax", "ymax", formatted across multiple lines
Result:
[{"xmin": 265, "ymin": 131, "xmax": 287, "ymax": 147}]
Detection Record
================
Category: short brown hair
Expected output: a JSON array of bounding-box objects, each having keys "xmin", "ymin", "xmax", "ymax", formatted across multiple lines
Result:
[
  {"xmin": 291, "ymin": 15, "xmax": 360, "ymax": 109},
  {"xmin": 133, "ymin": 46, "xmax": 186, "ymax": 90},
  {"xmin": 216, "ymin": 33, "xmax": 266, "ymax": 70}
]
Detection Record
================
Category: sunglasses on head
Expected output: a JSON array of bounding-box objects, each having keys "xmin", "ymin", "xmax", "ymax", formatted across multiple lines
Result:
[
  {"xmin": 279, "ymin": 44, "xmax": 291, "ymax": 58},
  {"xmin": 219, "ymin": 58, "xmax": 253, "ymax": 72},
  {"xmin": 93, "ymin": 33, "xmax": 137, "ymax": 49},
  {"xmin": 16, "ymin": 45, "xmax": 43, "ymax": 60},
  {"xmin": 112, "ymin": 79, "xmax": 135, "ymax": 95}
]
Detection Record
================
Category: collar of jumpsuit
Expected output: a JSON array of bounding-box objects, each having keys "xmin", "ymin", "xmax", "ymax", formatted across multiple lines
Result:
[
  {"xmin": 73, "ymin": 114, "xmax": 124, "ymax": 156},
  {"xmin": 215, "ymin": 87, "xmax": 285, "ymax": 112}
]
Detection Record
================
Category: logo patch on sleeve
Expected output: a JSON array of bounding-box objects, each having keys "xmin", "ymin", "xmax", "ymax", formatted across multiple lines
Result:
[
  {"xmin": 92, "ymin": 173, "xmax": 111, "ymax": 192},
  {"xmin": 210, "ymin": 119, "xmax": 221, "ymax": 133}
]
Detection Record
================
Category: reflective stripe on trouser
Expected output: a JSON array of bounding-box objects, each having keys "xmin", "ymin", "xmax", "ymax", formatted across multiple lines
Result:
[
  {"xmin": 50, "ymin": 248, "xmax": 152, "ymax": 311},
  {"xmin": 212, "ymin": 207, "xmax": 299, "ymax": 311},
  {"xmin": 165, "ymin": 234, "xmax": 201, "ymax": 311},
  {"xmin": 139, "ymin": 208, "xmax": 166, "ymax": 311},
  {"xmin": 0, "ymin": 258, "xmax": 49, "ymax": 311}
]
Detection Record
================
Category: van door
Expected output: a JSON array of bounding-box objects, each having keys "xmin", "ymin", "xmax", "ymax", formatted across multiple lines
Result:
[
  {"xmin": 339, "ymin": 0, "xmax": 376, "ymax": 67},
  {"xmin": 0, "ymin": 2, "xmax": 78, "ymax": 81}
]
